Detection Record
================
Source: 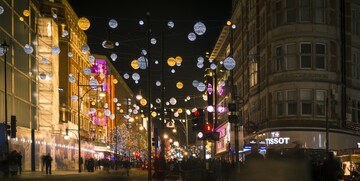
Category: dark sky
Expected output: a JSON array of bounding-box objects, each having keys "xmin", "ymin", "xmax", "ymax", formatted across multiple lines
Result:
[{"xmin": 68, "ymin": 0, "xmax": 232, "ymax": 109}]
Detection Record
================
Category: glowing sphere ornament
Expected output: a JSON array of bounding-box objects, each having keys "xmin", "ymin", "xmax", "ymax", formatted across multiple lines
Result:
[
  {"xmin": 194, "ymin": 21, "xmax": 206, "ymax": 35},
  {"xmin": 108, "ymin": 19, "xmax": 118, "ymax": 29},
  {"xmin": 223, "ymin": 57, "xmax": 236, "ymax": 70},
  {"xmin": 131, "ymin": 60, "xmax": 139, "ymax": 70},
  {"xmin": 24, "ymin": 44, "xmax": 34, "ymax": 54},
  {"xmin": 78, "ymin": 17, "xmax": 91, "ymax": 30},
  {"xmin": 176, "ymin": 82, "xmax": 183, "ymax": 89},
  {"xmin": 52, "ymin": 46, "xmax": 60, "ymax": 54},
  {"xmin": 167, "ymin": 21, "xmax": 175, "ymax": 29},
  {"xmin": 188, "ymin": 32, "xmax": 196, "ymax": 41}
]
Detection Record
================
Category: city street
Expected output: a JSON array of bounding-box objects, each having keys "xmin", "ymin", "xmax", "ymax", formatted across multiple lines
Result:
[{"xmin": 2, "ymin": 168, "xmax": 149, "ymax": 181}]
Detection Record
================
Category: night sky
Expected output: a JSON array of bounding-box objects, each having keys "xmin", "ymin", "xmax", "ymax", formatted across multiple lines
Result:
[{"xmin": 68, "ymin": 0, "xmax": 232, "ymax": 109}]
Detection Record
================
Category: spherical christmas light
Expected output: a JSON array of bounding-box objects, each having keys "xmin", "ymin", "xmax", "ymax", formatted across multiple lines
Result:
[{"xmin": 78, "ymin": 17, "xmax": 91, "ymax": 30}]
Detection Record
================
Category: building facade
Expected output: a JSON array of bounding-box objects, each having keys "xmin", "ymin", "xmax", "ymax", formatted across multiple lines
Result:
[
  {"xmin": 211, "ymin": 0, "xmax": 360, "ymax": 163},
  {"xmin": 0, "ymin": 0, "xmax": 140, "ymax": 173}
]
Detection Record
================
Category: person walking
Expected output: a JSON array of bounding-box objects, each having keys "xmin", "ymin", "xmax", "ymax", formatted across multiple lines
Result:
[
  {"xmin": 17, "ymin": 152, "xmax": 22, "ymax": 175},
  {"xmin": 123, "ymin": 157, "xmax": 131, "ymax": 176},
  {"xmin": 321, "ymin": 152, "xmax": 343, "ymax": 181},
  {"xmin": 45, "ymin": 153, "xmax": 53, "ymax": 175}
]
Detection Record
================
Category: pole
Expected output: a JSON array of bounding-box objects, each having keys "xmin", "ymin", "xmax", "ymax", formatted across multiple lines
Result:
[
  {"xmin": 185, "ymin": 113, "xmax": 188, "ymax": 148},
  {"xmin": 146, "ymin": 12, "xmax": 152, "ymax": 181},
  {"xmin": 228, "ymin": 24, "xmax": 239, "ymax": 163},
  {"xmin": 326, "ymin": 95, "xmax": 329, "ymax": 153},
  {"xmin": 2, "ymin": 41, "xmax": 9, "ymax": 177},
  {"xmin": 77, "ymin": 72, "xmax": 82, "ymax": 173}
]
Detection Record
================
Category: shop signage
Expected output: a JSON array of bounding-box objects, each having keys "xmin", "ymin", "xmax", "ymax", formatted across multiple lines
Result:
[{"xmin": 265, "ymin": 131, "xmax": 290, "ymax": 145}]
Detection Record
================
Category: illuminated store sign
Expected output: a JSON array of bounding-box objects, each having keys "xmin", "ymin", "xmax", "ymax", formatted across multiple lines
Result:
[{"xmin": 265, "ymin": 131, "xmax": 290, "ymax": 145}]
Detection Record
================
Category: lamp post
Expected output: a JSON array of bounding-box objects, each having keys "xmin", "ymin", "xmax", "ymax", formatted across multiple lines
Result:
[
  {"xmin": 146, "ymin": 12, "xmax": 152, "ymax": 181},
  {"xmin": 227, "ymin": 21, "xmax": 239, "ymax": 163},
  {"xmin": 1, "ymin": 40, "xmax": 9, "ymax": 177},
  {"xmin": 76, "ymin": 72, "xmax": 102, "ymax": 173}
]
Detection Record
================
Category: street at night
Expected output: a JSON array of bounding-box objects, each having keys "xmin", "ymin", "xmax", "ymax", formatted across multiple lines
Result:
[{"xmin": 1, "ymin": 0, "xmax": 360, "ymax": 180}]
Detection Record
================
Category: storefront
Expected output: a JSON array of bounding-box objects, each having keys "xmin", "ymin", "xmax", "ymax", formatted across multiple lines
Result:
[{"xmin": 9, "ymin": 127, "xmax": 95, "ymax": 171}]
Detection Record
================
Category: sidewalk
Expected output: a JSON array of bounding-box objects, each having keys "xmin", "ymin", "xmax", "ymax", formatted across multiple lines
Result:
[{"xmin": 3, "ymin": 168, "xmax": 147, "ymax": 179}]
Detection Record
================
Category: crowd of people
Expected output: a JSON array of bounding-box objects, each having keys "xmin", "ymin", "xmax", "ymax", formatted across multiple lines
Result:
[{"xmin": 150, "ymin": 145, "xmax": 345, "ymax": 181}]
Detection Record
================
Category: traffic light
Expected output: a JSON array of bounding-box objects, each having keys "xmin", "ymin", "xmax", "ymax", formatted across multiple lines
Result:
[
  {"xmin": 192, "ymin": 108, "xmax": 204, "ymax": 131},
  {"xmin": 10, "ymin": 115, "xmax": 16, "ymax": 138},
  {"xmin": 204, "ymin": 123, "xmax": 213, "ymax": 133}
]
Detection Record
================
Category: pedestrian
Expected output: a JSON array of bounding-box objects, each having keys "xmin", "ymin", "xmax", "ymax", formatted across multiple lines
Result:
[
  {"xmin": 321, "ymin": 152, "xmax": 343, "ymax": 181},
  {"xmin": 45, "ymin": 153, "xmax": 53, "ymax": 175},
  {"xmin": 41, "ymin": 154, "xmax": 46, "ymax": 173},
  {"xmin": 17, "ymin": 151, "xmax": 22, "ymax": 175},
  {"xmin": 123, "ymin": 157, "xmax": 131, "ymax": 176}
]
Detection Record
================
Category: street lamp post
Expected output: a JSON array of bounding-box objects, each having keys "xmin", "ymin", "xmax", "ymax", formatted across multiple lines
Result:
[
  {"xmin": 76, "ymin": 72, "xmax": 102, "ymax": 173},
  {"xmin": 146, "ymin": 12, "xmax": 152, "ymax": 181},
  {"xmin": 1, "ymin": 40, "xmax": 9, "ymax": 177}
]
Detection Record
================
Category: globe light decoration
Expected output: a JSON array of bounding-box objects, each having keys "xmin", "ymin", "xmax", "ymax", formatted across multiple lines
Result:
[
  {"xmin": 69, "ymin": 74, "xmax": 75, "ymax": 83},
  {"xmin": 123, "ymin": 73, "xmax": 130, "ymax": 79},
  {"xmin": 139, "ymin": 20, "xmax": 144, "ymax": 25},
  {"xmin": 113, "ymin": 79, "xmax": 118, "ymax": 84},
  {"xmin": 131, "ymin": 59, "xmax": 139, "ymax": 70},
  {"xmin": 197, "ymin": 61, "xmax": 204, "ymax": 69},
  {"xmin": 192, "ymin": 80, "xmax": 199, "ymax": 87},
  {"xmin": 150, "ymin": 38, "xmax": 157, "ymax": 45},
  {"xmin": 194, "ymin": 21, "xmax": 206, "ymax": 35},
  {"xmin": 71, "ymin": 95, "xmax": 78, "ymax": 102},
  {"xmin": 84, "ymin": 67, "xmax": 91, "ymax": 75},
  {"xmin": 197, "ymin": 82, "xmax": 206, "ymax": 92},
  {"xmin": 156, "ymin": 81, "xmax": 161, "ymax": 87},
  {"xmin": 151, "ymin": 111, "xmax": 157, "ymax": 118},
  {"xmin": 156, "ymin": 98, "xmax": 161, "ymax": 104},
  {"xmin": 167, "ymin": 21, "xmax": 175, "ymax": 29},
  {"xmin": 169, "ymin": 97, "xmax": 177, "ymax": 105},
  {"xmin": 63, "ymin": 30, "xmax": 69, "ymax": 37},
  {"xmin": 110, "ymin": 53, "xmax": 117, "ymax": 61},
  {"xmin": 110, "ymin": 114, "xmax": 115, "ymax": 120},
  {"xmin": 41, "ymin": 58, "xmax": 47, "ymax": 64},
  {"xmin": 174, "ymin": 112, "xmax": 179, "ymax": 118},
  {"xmin": 108, "ymin": 19, "xmax": 118, "ymax": 29},
  {"xmin": 104, "ymin": 109, "xmax": 111, "ymax": 117},
  {"xmin": 52, "ymin": 46, "xmax": 61, "ymax": 54},
  {"xmin": 171, "ymin": 69, "xmax": 175, "ymax": 74},
  {"xmin": 24, "ymin": 44, "xmax": 34, "ymax": 54},
  {"xmin": 88, "ymin": 55, "xmax": 95, "ymax": 63},
  {"xmin": 23, "ymin": 10, "xmax": 30, "ymax": 17},
  {"xmin": 133, "ymin": 109, "xmax": 138, "ymax": 114},
  {"xmin": 81, "ymin": 44, "xmax": 90, "ymax": 54},
  {"xmin": 39, "ymin": 72, "xmax": 47, "ymax": 80},
  {"xmin": 78, "ymin": 17, "xmax": 91, "ymax": 31},
  {"xmin": 223, "ymin": 57, "xmax": 236, "ymax": 70},
  {"xmin": 176, "ymin": 82, "xmax": 183, "ymax": 89},
  {"xmin": 0, "ymin": 6, "xmax": 4, "ymax": 15},
  {"xmin": 210, "ymin": 63, "xmax": 217, "ymax": 70},
  {"xmin": 177, "ymin": 108, "xmax": 183, "ymax": 113},
  {"xmin": 137, "ymin": 56, "xmax": 148, "ymax": 70},
  {"xmin": 167, "ymin": 57, "xmax": 176, "ymax": 67},
  {"xmin": 132, "ymin": 73, "xmax": 140, "ymax": 81},
  {"xmin": 102, "ymin": 40, "xmax": 115, "ymax": 49},
  {"xmin": 188, "ymin": 32, "xmax": 196, "ymax": 41},
  {"xmin": 207, "ymin": 105, "xmax": 214, "ymax": 113},
  {"xmin": 175, "ymin": 56, "xmax": 183, "ymax": 64},
  {"xmin": 140, "ymin": 98, "xmax": 147, "ymax": 106},
  {"xmin": 68, "ymin": 52, "xmax": 73, "ymax": 57}
]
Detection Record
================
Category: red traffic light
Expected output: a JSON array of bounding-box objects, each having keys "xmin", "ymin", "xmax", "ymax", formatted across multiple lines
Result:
[
  {"xmin": 193, "ymin": 110, "xmax": 199, "ymax": 117},
  {"xmin": 205, "ymin": 123, "xmax": 213, "ymax": 133}
]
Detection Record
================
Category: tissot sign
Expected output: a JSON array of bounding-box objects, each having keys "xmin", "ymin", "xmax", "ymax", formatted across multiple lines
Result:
[{"xmin": 265, "ymin": 131, "xmax": 290, "ymax": 145}]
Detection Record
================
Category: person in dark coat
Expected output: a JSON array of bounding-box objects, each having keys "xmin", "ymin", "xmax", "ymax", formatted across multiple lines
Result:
[
  {"xmin": 17, "ymin": 152, "xmax": 22, "ymax": 175},
  {"xmin": 45, "ymin": 153, "xmax": 53, "ymax": 175},
  {"xmin": 321, "ymin": 152, "xmax": 343, "ymax": 181}
]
